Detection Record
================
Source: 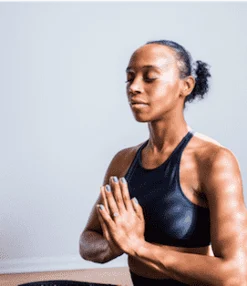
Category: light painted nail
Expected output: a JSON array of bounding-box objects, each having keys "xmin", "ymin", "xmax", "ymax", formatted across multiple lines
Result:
[
  {"xmin": 133, "ymin": 197, "xmax": 139, "ymax": 204},
  {"xmin": 99, "ymin": 204, "xmax": 104, "ymax": 210},
  {"xmin": 105, "ymin": 184, "xmax": 111, "ymax": 192},
  {"xmin": 120, "ymin": 177, "xmax": 127, "ymax": 184}
]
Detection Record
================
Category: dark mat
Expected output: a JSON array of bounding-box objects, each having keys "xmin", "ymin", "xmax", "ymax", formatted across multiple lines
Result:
[{"xmin": 18, "ymin": 280, "xmax": 118, "ymax": 286}]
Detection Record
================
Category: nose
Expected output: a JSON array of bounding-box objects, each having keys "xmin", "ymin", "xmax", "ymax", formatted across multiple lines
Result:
[{"xmin": 127, "ymin": 76, "xmax": 143, "ymax": 95}]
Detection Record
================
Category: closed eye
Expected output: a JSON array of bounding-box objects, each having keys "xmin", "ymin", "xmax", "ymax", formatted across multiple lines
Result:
[{"xmin": 125, "ymin": 78, "xmax": 156, "ymax": 83}]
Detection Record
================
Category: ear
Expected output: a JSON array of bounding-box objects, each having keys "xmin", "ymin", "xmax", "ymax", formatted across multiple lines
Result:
[{"xmin": 180, "ymin": 76, "xmax": 196, "ymax": 98}]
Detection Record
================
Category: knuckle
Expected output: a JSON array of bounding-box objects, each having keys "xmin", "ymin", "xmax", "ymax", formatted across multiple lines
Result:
[
  {"xmin": 115, "ymin": 196, "xmax": 123, "ymax": 204},
  {"xmin": 122, "ymin": 194, "xmax": 128, "ymax": 201}
]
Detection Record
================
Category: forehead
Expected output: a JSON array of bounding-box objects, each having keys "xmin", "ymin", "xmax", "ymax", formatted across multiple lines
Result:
[{"xmin": 127, "ymin": 44, "xmax": 177, "ymax": 71}]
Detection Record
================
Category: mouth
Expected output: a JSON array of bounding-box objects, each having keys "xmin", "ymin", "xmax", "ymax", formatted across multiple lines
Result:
[{"xmin": 130, "ymin": 103, "xmax": 149, "ymax": 108}]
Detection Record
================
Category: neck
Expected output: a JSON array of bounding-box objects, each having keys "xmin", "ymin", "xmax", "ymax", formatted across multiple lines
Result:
[{"xmin": 147, "ymin": 110, "xmax": 191, "ymax": 153}]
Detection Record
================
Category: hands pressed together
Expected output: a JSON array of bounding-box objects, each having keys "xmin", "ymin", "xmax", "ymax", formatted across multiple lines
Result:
[{"xmin": 96, "ymin": 176, "xmax": 146, "ymax": 257}]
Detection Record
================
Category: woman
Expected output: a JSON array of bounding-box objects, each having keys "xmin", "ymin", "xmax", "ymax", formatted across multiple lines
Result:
[{"xmin": 79, "ymin": 40, "xmax": 247, "ymax": 285}]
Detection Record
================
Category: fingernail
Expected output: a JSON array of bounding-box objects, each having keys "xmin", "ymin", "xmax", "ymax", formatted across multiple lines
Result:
[
  {"xmin": 98, "ymin": 204, "xmax": 104, "ymax": 210},
  {"xmin": 133, "ymin": 197, "xmax": 139, "ymax": 204},
  {"xmin": 120, "ymin": 177, "xmax": 127, "ymax": 184},
  {"xmin": 113, "ymin": 176, "xmax": 118, "ymax": 183},
  {"xmin": 105, "ymin": 184, "xmax": 111, "ymax": 192}
]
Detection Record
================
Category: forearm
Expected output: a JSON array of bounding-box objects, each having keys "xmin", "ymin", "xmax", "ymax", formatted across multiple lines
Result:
[
  {"xmin": 79, "ymin": 230, "xmax": 120, "ymax": 263},
  {"xmin": 133, "ymin": 241, "xmax": 241, "ymax": 286}
]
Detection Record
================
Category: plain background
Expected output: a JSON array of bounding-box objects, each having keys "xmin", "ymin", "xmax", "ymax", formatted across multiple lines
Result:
[{"xmin": 0, "ymin": 1, "xmax": 247, "ymax": 274}]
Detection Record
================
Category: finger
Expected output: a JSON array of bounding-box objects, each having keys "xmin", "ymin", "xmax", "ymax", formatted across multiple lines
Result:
[
  {"xmin": 131, "ymin": 197, "xmax": 144, "ymax": 220},
  {"xmin": 109, "ymin": 176, "xmax": 126, "ymax": 213},
  {"xmin": 97, "ymin": 205, "xmax": 107, "ymax": 229},
  {"xmin": 97, "ymin": 207, "xmax": 121, "ymax": 252},
  {"xmin": 97, "ymin": 206, "xmax": 106, "ymax": 229},
  {"xmin": 104, "ymin": 184, "xmax": 120, "ymax": 216},
  {"xmin": 97, "ymin": 204, "xmax": 116, "ymax": 230},
  {"xmin": 119, "ymin": 177, "xmax": 134, "ymax": 211},
  {"xmin": 97, "ymin": 207, "xmax": 111, "ymax": 240},
  {"xmin": 100, "ymin": 186, "xmax": 110, "ymax": 214}
]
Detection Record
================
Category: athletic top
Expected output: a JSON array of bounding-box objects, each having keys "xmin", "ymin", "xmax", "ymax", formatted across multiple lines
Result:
[{"xmin": 124, "ymin": 130, "xmax": 211, "ymax": 248}]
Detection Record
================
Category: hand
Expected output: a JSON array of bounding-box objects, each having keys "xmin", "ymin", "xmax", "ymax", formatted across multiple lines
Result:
[
  {"xmin": 97, "ymin": 186, "xmax": 124, "ymax": 257},
  {"xmin": 97, "ymin": 176, "xmax": 146, "ymax": 256}
]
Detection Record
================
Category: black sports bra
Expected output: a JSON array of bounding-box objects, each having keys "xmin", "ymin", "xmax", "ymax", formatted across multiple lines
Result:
[{"xmin": 124, "ymin": 130, "xmax": 211, "ymax": 248}]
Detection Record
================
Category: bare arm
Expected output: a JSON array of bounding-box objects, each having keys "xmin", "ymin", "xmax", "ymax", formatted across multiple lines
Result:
[
  {"xmin": 130, "ymin": 147, "xmax": 247, "ymax": 285},
  {"xmin": 79, "ymin": 230, "xmax": 111, "ymax": 263},
  {"xmin": 79, "ymin": 147, "xmax": 133, "ymax": 263}
]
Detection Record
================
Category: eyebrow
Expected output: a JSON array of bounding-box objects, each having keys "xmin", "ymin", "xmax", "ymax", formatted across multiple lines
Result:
[{"xmin": 125, "ymin": 65, "xmax": 162, "ymax": 73}]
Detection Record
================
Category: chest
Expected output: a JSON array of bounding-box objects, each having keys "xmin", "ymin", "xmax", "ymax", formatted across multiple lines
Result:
[
  {"xmin": 134, "ymin": 147, "xmax": 207, "ymax": 207},
  {"xmin": 125, "ymin": 154, "xmax": 210, "ymax": 247}
]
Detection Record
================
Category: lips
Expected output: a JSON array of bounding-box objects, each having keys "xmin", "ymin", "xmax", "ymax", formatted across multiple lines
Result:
[
  {"xmin": 129, "ymin": 101, "xmax": 149, "ymax": 110},
  {"xmin": 129, "ymin": 100, "xmax": 148, "ymax": 105}
]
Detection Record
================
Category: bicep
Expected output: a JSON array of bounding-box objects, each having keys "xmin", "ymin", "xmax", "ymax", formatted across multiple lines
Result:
[{"xmin": 204, "ymin": 148, "xmax": 247, "ymax": 260}]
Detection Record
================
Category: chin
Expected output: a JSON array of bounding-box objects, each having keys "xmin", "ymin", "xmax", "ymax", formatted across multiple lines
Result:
[
  {"xmin": 135, "ymin": 118, "xmax": 149, "ymax": 123},
  {"xmin": 132, "ymin": 114, "xmax": 151, "ymax": 123}
]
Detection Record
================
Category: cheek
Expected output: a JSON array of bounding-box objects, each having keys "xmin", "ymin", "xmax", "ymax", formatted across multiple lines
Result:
[
  {"xmin": 147, "ymin": 82, "xmax": 181, "ymax": 115},
  {"xmin": 149, "ymin": 81, "xmax": 179, "ymax": 102},
  {"xmin": 159, "ymin": 70, "xmax": 181, "ymax": 94}
]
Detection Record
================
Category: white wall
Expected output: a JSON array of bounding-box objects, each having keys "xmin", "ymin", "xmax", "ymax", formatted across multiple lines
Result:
[{"xmin": 0, "ymin": 2, "xmax": 247, "ymax": 274}]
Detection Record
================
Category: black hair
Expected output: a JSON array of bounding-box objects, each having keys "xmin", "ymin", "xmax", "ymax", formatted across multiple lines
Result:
[{"xmin": 145, "ymin": 40, "xmax": 211, "ymax": 109}]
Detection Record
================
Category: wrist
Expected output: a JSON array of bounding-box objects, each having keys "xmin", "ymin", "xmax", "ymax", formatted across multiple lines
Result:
[{"xmin": 129, "ymin": 238, "xmax": 148, "ymax": 257}]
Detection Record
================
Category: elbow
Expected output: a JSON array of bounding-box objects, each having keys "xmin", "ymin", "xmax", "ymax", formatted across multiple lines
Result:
[
  {"xmin": 79, "ymin": 232, "xmax": 93, "ymax": 262},
  {"xmin": 79, "ymin": 248, "xmax": 107, "ymax": 264},
  {"xmin": 79, "ymin": 231, "xmax": 107, "ymax": 264},
  {"xmin": 79, "ymin": 232, "xmax": 89, "ymax": 260},
  {"xmin": 219, "ymin": 260, "xmax": 247, "ymax": 286},
  {"xmin": 79, "ymin": 244, "xmax": 88, "ymax": 261}
]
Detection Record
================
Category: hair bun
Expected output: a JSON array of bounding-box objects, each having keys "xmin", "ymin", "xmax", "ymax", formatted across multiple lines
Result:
[{"xmin": 186, "ymin": 60, "xmax": 211, "ymax": 103}]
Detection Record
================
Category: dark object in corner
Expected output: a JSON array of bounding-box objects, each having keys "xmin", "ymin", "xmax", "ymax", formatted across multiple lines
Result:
[{"xmin": 18, "ymin": 280, "xmax": 118, "ymax": 286}]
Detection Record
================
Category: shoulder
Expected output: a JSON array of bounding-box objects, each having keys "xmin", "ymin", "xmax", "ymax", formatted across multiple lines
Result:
[
  {"xmin": 111, "ymin": 141, "xmax": 145, "ymax": 167},
  {"xmin": 191, "ymin": 132, "xmax": 242, "ymax": 195},
  {"xmin": 102, "ymin": 141, "xmax": 145, "ymax": 185},
  {"xmin": 191, "ymin": 131, "xmax": 237, "ymax": 165}
]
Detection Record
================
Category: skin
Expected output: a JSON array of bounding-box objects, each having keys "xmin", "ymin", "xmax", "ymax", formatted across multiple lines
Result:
[{"xmin": 80, "ymin": 44, "xmax": 247, "ymax": 285}]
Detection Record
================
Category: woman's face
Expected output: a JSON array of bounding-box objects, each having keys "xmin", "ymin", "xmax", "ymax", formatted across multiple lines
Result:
[{"xmin": 126, "ymin": 44, "xmax": 185, "ymax": 122}]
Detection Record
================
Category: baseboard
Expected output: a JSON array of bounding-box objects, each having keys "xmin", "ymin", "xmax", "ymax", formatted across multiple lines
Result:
[{"xmin": 0, "ymin": 254, "xmax": 128, "ymax": 274}]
